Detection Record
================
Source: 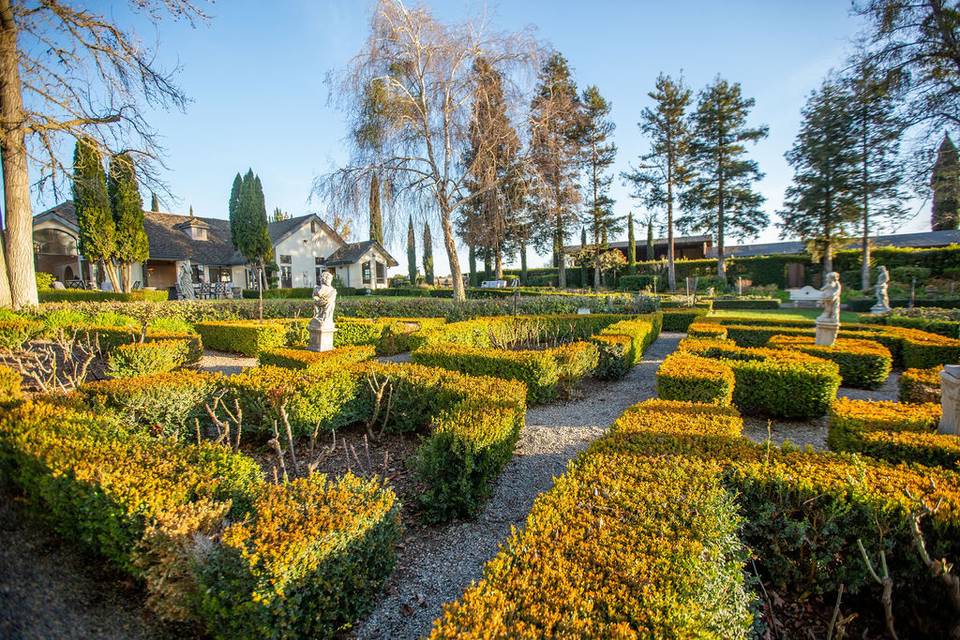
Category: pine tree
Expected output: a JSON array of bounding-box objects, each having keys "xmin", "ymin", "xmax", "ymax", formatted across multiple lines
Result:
[
  {"xmin": 406, "ymin": 216, "xmax": 417, "ymax": 284},
  {"xmin": 369, "ymin": 173, "xmax": 383, "ymax": 244},
  {"xmin": 422, "ymin": 222, "xmax": 435, "ymax": 285},
  {"xmin": 846, "ymin": 55, "xmax": 907, "ymax": 289},
  {"xmin": 108, "ymin": 153, "xmax": 149, "ymax": 292},
  {"xmin": 529, "ymin": 53, "xmax": 583, "ymax": 289},
  {"xmin": 150, "ymin": 192, "xmax": 160, "ymax": 212},
  {"xmin": 623, "ymin": 74, "xmax": 693, "ymax": 291},
  {"xmin": 680, "ymin": 77, "xmax": 768, "ymax": 280},
  {"xmin": 627, "ymin": 212, "xmax": 637, "ymax": 274},
  {"xmin": 230, "ymin": 170, "xmax": 273, "ymax": 319},
  {"xmin": 580, "ymin": 85, "xmax": 619, "ymax": 290},
  {"xmin": 778, "ymin": 78, "xmax": 859, "ymax": 273},
  {"xmin": 932, "ymin": 134, "xmax": 960, "ymax": 231},
  {"xmin": 72, "ymin": 137, "xmax": 119, "ymax": 291},
  {"xmin": 580, "ymin": 227, "xmax": 589, "ymax": 288},
  {"xmin": 468, "ymin": 245, "xmax": 477, "ymax": 287},
  {"xmin": 646, "ymin": 215, "xmax": 655, "ymax": 261}
]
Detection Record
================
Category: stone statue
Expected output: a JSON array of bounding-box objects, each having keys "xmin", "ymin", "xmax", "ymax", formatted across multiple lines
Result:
[
  {"xmin": 179, "ymin": 265, "xmax": 195, "ymax": 300},
  {"xmin": 817, "ymin": 271, "xmax": 842, "ymax": 323},
  {"xmin": 871, "ymin": 265, "xmax": 891, "ymax": 314},
  {"xmin": 312, "ymin": 272, "xmax": 337, "ymax": 329}
]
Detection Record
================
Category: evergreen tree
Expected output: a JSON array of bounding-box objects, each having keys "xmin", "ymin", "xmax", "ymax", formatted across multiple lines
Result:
[
  {"xmin": 72, "ymin": 137, "xmax": 119, "ymax": 291},
  {"xmin": 272, "ymin": 207, "xmax": 289, "ymax": 222},
  {"xmin": 580, "ymin": 227, "xmax": 589, "ymax": 288},
  {"xmin": 406, "ymin": 216, "xmax": 417, "ymax": 283},
  {"xmin": 230, "ymin": 169, "xmax": 273, "ymax": 319},
  {"xmin": 932, "ymin": 134, "xmax": 960, "ymax": 231},
  {"xmin": 646, "ymin": 216, "xmax": 655, "ymax": 261},
  {"xmin": 108, "ymin": 153, "xmax": 149, "ymax": 292},
  {"xmin": 369, "ymin": 173, "xmax": 383, "ymax": 244},
  {"xmin": 150, "ymin": 192, "xmax": 160, "ymax": 212},
  {"xmin": 468, "ymin": 244, "xmax": 478, "ymax": 287},
  {"xmin": 627, "ymin": 212, "xmax": 637, "ymax": 274},
  {"xmin": 846, "ymin": 54, "xmax": 907, "ymax": 289},
  {"xmin": 679, "ymin": 77, "xmax": 768, "ymax": 280},
  {"xmin": 623, "ymin": 74, "xmax": 693, "ymax": 290},
  {"xmin": 229, "ymin": 173, "xmax": 242, "ymax": 241},
  {"xmin": 529, "ymin": 52, "xmax": 583, "ymax": 289},
  {"xmin": 778, "ymin": 78, "xmax": 859, "ymax": 273},
  {"xmin": 580, "ymin": 85, "xmax": 619, "ymax": 289},
  {"xmin": 422, "ymin": 222, "xmax": 435, "ymax": 285}
]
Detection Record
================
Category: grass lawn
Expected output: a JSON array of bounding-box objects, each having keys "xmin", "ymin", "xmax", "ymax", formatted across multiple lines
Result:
[{"xmin": 708, "ymin": 307, "xmax": 861, "ymax": 324}]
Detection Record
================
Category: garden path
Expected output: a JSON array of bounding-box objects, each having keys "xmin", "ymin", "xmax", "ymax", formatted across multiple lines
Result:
[{"xmin": 352, "ymin": 332, "xmax": 684, "ymax": 640}]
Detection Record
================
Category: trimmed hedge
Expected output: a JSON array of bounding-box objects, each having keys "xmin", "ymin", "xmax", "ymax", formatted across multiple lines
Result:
[
  {"xmin": 107, "ymin": 339, "xmax": 190, "ymax": 378},
  {"xmin": 38, "ymin": 289, "xmax": 169, "ymax": 303},
  {"xmin": 257, "ymin": 345, "xmax": 375, "ymax": 370},
  {"xmin": 661, "ymin": 307, "xmax": 709, "ymax": 332},
  {"xmin": 711, "ymin": 297, "xmax": 780, "ymax": 309},
  {"xmin": 675, "ymin": 339, "xmax": 842, "ymax": 418},
  {"xmin": 687, "ymin": 322, "xmax": 729, "ymax": 339},
  {"xmin": 196, "ymin": 473, "xmax": 401, "ymax": 640},
  {"xmin": 656, "ymin": 352, "xmax": 735, "ymax": 405},
  {"xmin": 80, "ymin": 370, "xmax": 222, "ymax": 438},
  {"xmin": 196, "ymin": 321, "xmax": 287, "ymax": 357},
  {"xmin": 900, "ymin": 366, "xmax": 943, "ymax": 403},
  {"xmin": 766, "ymin": 335, "xmax": 893, "ymax": 389},
  {"xmin": 827, "ymin": 397, "xmax": 958, "ymax": 468},
  {"xmin": 0, "ymin": 364, "xmax": 23, "ymax": 407}
]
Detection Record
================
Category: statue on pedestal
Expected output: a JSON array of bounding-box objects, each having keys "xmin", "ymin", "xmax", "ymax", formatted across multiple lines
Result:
[
  {"xmin": 179, "ymin": 265, "xmax": 195, "ymax": 300},
  {"xmin": 308, "ymin": 272, "xmax": 337, "ymax": 351},
  {"xmin": 815, "ymin": 271, "xmax": 842, "ymax": 346},
  {"xmin": 870, "ymin": 265, "xmax": 891, "ymax": 315}
]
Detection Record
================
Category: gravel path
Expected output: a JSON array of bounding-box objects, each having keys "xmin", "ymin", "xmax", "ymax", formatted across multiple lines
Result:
[
  {"xmin": 197, "ymin": 349, "xmax": 257, "ymax": 374},
  {"xmin": 352, "ymin": 332, "xmax": 684, "ymax": 640}
]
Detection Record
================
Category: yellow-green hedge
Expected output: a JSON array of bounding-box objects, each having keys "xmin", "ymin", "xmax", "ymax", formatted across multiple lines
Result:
[
  {"xmin": 900, "ymin": 366, "xmax": 942, "ymax": 404},
  {"xmin": 195, "ymin": 320, "xmax": 287, "ymax": 356},
  {"xmin": 766, "ymin": 335, "xmax": 892, "ymax": 389},
  {"xmin": 656, "ymin": 352, "xmax": 735, "ymax": 405},
  {"xmin": 257, "ymin": 345, "xmax": 375, "ymax": 370},
  {"xmin": 0, "ymin": 364, "xmax": 23, "ymax": 407},
  {"xmin": 107, "ymin": 339, "xmax": 190, "ymax": 378}
]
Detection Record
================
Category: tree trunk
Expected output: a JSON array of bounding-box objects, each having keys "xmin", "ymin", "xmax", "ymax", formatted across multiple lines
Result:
[
  {"xmin": 468, "ymin": 244, "xmax": 477, "ymax": 288},
  {"xmin": 0, "ymin": 1, "xmax": 37, "ymax": 308},
  {"xmin": 0, "ymin": 225, "xmax": 12, "ymax": 307},
  {"xmin": 483, "ymin": 253, "xmax": 492, "ymax": 281},
  {"xmin": 861, "ymin": 122, "xmax": 871, "ymax": 291},
  {"xmin": 647, "ymin": 221, "xmax": 654, "ymax": 261},
  {"xmin": 519, "ymin": 242, "xmax": 527, "ymax": 285},
  {"xmin": 439, "ymin": 205, "xmax": 465, "ymax": 302},
  {"xmin": 666, "ymin": 169, "xmax": 677, "ymax": 291},
  {"xmin": 494, "ymin": 243, "xmax": 503, "ymax": 281},
  {"xmin": 717, "ymin": 169, "xmax": 726, "ymax": 281},
  {"xmin": 555, "ymin": 222, "xmax": 566, "ymax": 289}
]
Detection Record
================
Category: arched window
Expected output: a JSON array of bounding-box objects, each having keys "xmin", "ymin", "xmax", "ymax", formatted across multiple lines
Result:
[{"xmin": 33, "ymin": 227, "xmax": 78, "ymax": 256}]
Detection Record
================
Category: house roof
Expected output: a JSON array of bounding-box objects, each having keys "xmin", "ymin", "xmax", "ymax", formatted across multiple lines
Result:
[
  {"xmin": 564, "ymin": 235, "xmax": 712, "ymax": 254},
  {"xmin": 715, "ymin": 230, "xmax": 960, "ymax": 258},
  {"xmin": 34, "ymin": 201, "xmax": 390, "ymax": 268},
  {"xmin": 326, "ymin": 239, "xmax": 399, "ymax": 267}
]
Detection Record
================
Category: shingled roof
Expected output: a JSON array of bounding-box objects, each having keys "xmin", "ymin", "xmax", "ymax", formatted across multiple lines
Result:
[
  {"xmin": 326, "ymin": 239, "xmax": 399, "ymax": 267},
  {"xmin": 716, "ymin": 229, "xmax": 960, "ymax": 258}
]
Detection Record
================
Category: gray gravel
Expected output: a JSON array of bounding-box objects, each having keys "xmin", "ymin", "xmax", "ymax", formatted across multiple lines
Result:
[
  {"xmin": 197, "ymin": 349, "xmax": 257, "ymax": 375},
  {"xmin": 352, "ymin": 332, "xmax": 683, "ymax": 640}
]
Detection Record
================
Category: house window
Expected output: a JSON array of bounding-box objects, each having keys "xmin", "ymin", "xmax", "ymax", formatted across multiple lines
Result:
[
  {"xmin": 191, "ymin": 264, "xmax": 203, "ymax": 284},
  {"xmin": 375, "ymin": 261, "xmax": 386, "ymax": 284},
  {"xmin": 210, "ymin": 266, "xmax": 232, "ymax": 283},
  {"xmin": 279, "ymin": 255, "xmax": 293, "ymax": 288},
  {"xmin": 362, "ymin": 261, "xmax": 372, "ymax": 285},
  {"xmin": 315, "ymin": 257, "xmax": 326, "ymax": 285},
  {"xmin": 311, "ymin": 220, "xmax": 317, "ymax": 234},
  {"xmin": 192, "ymin": 227, "xmax": 208, "ymax": 241}
]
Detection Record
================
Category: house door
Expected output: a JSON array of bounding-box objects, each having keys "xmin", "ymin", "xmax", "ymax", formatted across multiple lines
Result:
[{"xmin": 786, "ymin": 263, "xmax": 805, "ymax": 288}]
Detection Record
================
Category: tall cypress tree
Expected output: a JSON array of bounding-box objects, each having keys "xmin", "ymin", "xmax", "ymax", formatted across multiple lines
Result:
[
  {"xmin": 422, "ymin": 222, "xmax": 435, "ymax": 285},
  {"xmin": 228, "ymin": 173, "xmax": 243, "ymax": 242},
  {"xmin": 230, "ymin": 169, "xmax": 273, "ymax": 319},
  {"xmin": 680, "ymin": 77, "xmax": 768, "ymax": 280},
  {"xmin": 627, "ymin": 212, "xmax": 637, "ymax": 274},
  {"xmin": 72, "ymin": 137, "xmax": 119, "ymax": 291},
  {"xmin": 150, "ymin": 192, "xmax": 160, "ymax": 212},
  {"xmin": 406, "ymin": 216, "xmax": 417, "ymax": 284},
  {"xmin": 369, "ymin": 173, "xmax": 383, "ymax": 244},
  {"xmin": 108, "ymin": 153, "xmax": 149, "ymax": 292},
  {"xmin": 932, "ymin": 134, "xmax": 960, "ymax": 231}
]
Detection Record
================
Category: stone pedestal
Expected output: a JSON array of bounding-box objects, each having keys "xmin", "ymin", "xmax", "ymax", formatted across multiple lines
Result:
[
  {"xmin": 939, "ymin": 365, "xmax": 960, "ymax": 435},
  {"xmin": 814, "ymin": 319, "xmax": 840, "ymax": 346},
  {"xmin": 307, "ymin": 318, "xmax": 335, "ymax": 352},
  {"xmin": 870, "ymin": 302, "xmax": 891, "ymax": 315}
]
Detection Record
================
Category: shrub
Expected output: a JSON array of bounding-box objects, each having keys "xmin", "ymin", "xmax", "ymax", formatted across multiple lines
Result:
[
  {"xmin": 107, "ymin": 339, "xmax": 189, "ymax": 378},
  {"xmin": 827, "ymin": 397, "xmax": 956, "ymax": 467},
  {"xmin": 900, "ymin": 366, "xmax": 942, "ymax": 403},
  {"xmin": 0, "ymin": 318, "xmax": 42, "ymax": 351},
  {"xmin": 687, "ymin": 322, "xmax": 728, "ymax": 339},
  {"xmin": 887, "ymin": 325, "xmax": 960, "ymax": 369},
  {"xmin": 661, "ymin": 307, "xmax": 709, "ymax": 332},
  {"xmin": 146, "ymin": 331, "xmax": 203, "ymax": 364},
  {"xmin": 257, "ymin": 345, "xmax": 375, "ymax": 370},
  {"xmin": 711, "ymin": 297, "xmax": 780, "ymax": 309},
  {"xmin": 335, "ymin": 317, "xmax": 386, "ymax": 347},
  {"xmin": 0, "ymin": 364, "xmax": 23, "ymax": 407},
  {"xmin": 196, "ymin": 473, "xmax": 401, "ymax": 640},
  {"xmin": 550, "ymin": 341, "xmax": 600, "ymax": 395},
  {"xmin": 79, "ymin": 370, "xmax": 222, "ymax": 438},
  {"xmin": 35, "ymin": 271, "xmax": 55, "ymax": 290},
  {"xmin": 891, "ymin": 265, "xmax": 931, "ymax": 283},
  {"xmin": 195, "ymin": 320, "xmax": 287, "ymax": 356},
  {"xmin": 590, "ymin": 333, "xmax": 632, "ymax": 379},
  {"xmin": 766, "ymin": 335, "xmax": 893, "ymax": 389},
  {"xmin": 656, "ymin": 352, "xmax": 735, "ymax": 405},
  {"xmin": 38, "ymin": 289, "xmax": 168, "ymax": 303}
]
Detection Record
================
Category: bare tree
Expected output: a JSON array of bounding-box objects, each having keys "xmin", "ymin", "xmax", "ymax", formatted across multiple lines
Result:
[
  {"xmin": 318, "ymin": 0, "xmax": 538, "ymax": 302},
  {"xmin": 0, "ymin": 0, "xmax": 207, "ymax": 308}
]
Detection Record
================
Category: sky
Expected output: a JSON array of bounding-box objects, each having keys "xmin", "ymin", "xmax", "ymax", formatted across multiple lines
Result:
[{"xmin": 33, "ymin": 0, "xmax": 935, "ymax": 277}]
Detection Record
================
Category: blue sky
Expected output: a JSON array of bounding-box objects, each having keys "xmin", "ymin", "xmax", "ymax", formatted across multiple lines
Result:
[{"xmin": 35, "ymin": 1, "xmax": 933, "ymax": 276}]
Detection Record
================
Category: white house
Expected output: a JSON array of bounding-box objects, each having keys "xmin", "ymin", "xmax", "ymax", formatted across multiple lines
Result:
[{"xmin": 33, "ymin": 202, "xmax": 397, "ymax": 295}]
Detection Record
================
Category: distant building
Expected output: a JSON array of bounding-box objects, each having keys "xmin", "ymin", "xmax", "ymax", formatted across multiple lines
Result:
[
  {"xmin": 563, "ymin": 234, "xmax": 712, "ymax": 262},
  {"xmin": 712, "ymin": 229, "xmax": 960, "ymax": 258},
  {"xmin": 33, "ymin": 201, "xmax": 397, "ymax": 294}
]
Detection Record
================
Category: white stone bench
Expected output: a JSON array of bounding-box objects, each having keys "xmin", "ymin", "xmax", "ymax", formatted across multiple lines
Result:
[{"xmin": 787, "ymin": 286, "xmax": 821, "ymax": 307}]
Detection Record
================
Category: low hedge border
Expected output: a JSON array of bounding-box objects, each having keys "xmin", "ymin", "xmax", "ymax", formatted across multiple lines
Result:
[
  {"xmin": 661, "ymin": 307, "xmax": 709, "ymax": 332},
  {"xmin": 766, "ymin": 335, "xmax": 892, "ymax": 390},
  {"xmin": 196, "ymin": 321, "xmax": 287, "ymax": 357},
  {"xmin": 711, "ymin": 297, "xmax": 780, "ymax": 310},
  {"xmin": 668, "ymin": 338, "xmax": 842, "ymax": 418},
  {"xmin": 827, "ymin": 397, "xmax": 957, "ymax": 467},
  {"xmin": 431, "ymin": 396, "xmax": 960, "ymax": 638},
  {"xmin": 38, "ymin": 289, "xmax": 169, "ymax": 303},
  {"xmin": 656, "ymin": 352, "xmax": 735, "ymax": 405},
  {"xmin": 257, "ymin": 345, "xmax": 375, "ymax": 370},
  {"xmin": 900, "ymin": 366, "xmax": 942, "ymax": 404}
]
